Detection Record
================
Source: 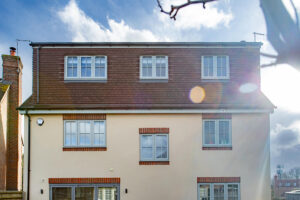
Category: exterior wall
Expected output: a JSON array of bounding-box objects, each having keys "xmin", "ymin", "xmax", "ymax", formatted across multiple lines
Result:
[
  {"xmin": 2, "ymin": 55, "xmax": 23, "ymax": 190},
  {"xmin": 23, "ymin": 113, "xmax": 270, "ymax": 200},
  {"xmin": 0, "ymin": 88, "xmax": 9, "ymax": 190}
]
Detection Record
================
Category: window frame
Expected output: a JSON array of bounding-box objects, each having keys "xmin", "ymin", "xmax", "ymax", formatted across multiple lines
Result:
[
  {"xmin": 201, "ymin": 55, "xmax": 230, "ymax": 79},
  {"xmin": 49, "ymin": 183, "xmax": 120, "ymax": 200},
  {"xmin": 202, "ymin": 119, "xmax": 232, "ymax": 147},
  {"xmin": 197, "ymin": 183, "xmax": 240, "ymax": 200},
  {"xmin": 64, "ymin": 56, "xmax": 107, "ymax": 80},
  {"xmin": 140, "ymin": 134, "xmax": 169, "ymax": 161},
  {"xmin": 139, "ymin": 55, "xmax": 169, "ymax": 80},
  {"xmin": 64, "ymin": 120, "xmax": 106, "ymax": 148}
]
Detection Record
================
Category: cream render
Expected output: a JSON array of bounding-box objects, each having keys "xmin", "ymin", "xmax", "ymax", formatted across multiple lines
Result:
[{"xmin": 23, "ymin": 113, "xmax": 270, "ymax": 200}]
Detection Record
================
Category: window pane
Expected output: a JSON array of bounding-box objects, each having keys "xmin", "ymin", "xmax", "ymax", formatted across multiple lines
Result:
[
  {"xmin": 228, "ymin": 184, "xmax": 239, "ymax": 200},
  {"xmin": 204, "ymin": 121, "xmax": 216, "ymax": 144},
  {"xmin": 65, "ymin": 122, "xmax": 77, "ymax": 146},
  {"xmin": 142, "ymin": 57, "xmax": 152, "ymax": 77},
  {"xmin": 98, "ymin": 187, "xmax": 117, "ymax": 200},
  {"xmin": 217, "ymin": 56, "xmax": 227, "ymax": 77},
  {"xmin": 214, "ymin": 185, "xmax": 225, "ymax": 200},
  {"xmin": 199, "ymin": 185, "xmax": 210, "ymax": 200},
  {"xmin": 81, "ymin": 57, "xmax": 92, "ymax": 77},
  {"xmin": 52, "ymin": 187, "xmax": 72, "ymax": 200},
  {"xmin": 219, "ymin": 121, "xmax": 230, "ymax": 145},
  {"xmin": 141, "ymin": 147, "xmax": 153, "ymax": 159},
  {"xmin": 95, "ymin": 57, "xmax": 106, "ymax": 77},
  {"xmin": 156, "ymin": 56, "xmax": 166, "ymax": 77},
  {"xmin": 75, "ymin": 187, "xmax": 94, "ymax": 200},
  {"xmin": 67, "ymin": 57, "xmax": 77, "ymax": 77},
  {"xmin": 94, "ymin": 121, "xmax": 105, "ymax": 146},
  {"xmin": 155, "ymin": 135, "xmax": 168, "ymax": 159},
  {"xmin": 79, "ymin": 122, "xmax": 91, "ymax": 146},
  {"xmin": 141, "ymin": 135, "xmax": 153, "ymax": 147},
  {"xmin": 203, "ymin": 56, "xmax": 213, "ymax": 77}
]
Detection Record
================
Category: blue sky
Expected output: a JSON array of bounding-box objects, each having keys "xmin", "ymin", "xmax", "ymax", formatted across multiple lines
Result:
[{"xmin": 1, "ymin": 0, "xmax": 300, "ymax": 176}]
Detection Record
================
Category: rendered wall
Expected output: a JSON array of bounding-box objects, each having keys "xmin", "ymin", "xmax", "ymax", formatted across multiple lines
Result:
[{"xmin": 23, "ymin": 113, "xmax": 270, "ymax": 200}]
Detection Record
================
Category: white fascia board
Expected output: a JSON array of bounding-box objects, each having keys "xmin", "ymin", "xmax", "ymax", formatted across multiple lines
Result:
[
  {"xmin": 32, "ymin": 46, "xmax": 260, "ymax": 49},
  {"xmin": 19, "ymin": 109, "xmax": 273, "ymax": 115}
]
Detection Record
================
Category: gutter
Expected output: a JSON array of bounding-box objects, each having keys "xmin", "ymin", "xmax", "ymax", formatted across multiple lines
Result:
[{"xmin": 25, "ymin": 110, "xmax": 31, "ymax": 200}]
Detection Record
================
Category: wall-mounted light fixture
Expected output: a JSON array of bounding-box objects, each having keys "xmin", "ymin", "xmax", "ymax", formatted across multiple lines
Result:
[{"xmin": 36, "ymin": 118, "xmax": 44, "ymax": 126}]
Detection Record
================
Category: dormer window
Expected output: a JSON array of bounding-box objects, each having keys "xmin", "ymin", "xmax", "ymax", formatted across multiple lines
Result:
[
  {"xmin": 140, "ymin": 56, "xmax": 168, "ymax": 79},
  {"xmin": 65, "ymin": 56, "xmax": 107, "ymax": 80},
  {"xmin": 201, "ymin": 56, "xmax": 229, "ymax": 79}
]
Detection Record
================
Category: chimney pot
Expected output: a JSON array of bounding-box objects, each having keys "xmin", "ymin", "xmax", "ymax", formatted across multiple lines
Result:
[{"xmin": 10, "ymin": 47, "xmax": 16, "ymax": 56}]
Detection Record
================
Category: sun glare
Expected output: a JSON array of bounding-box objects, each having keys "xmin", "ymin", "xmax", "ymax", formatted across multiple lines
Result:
[
  {"xmin": 189, "ymin": 86, "xmax": 206, "ymax": 103},
  {"xmin": 261, "ymin": 64, "xmax": 300, "ymax": 113}
]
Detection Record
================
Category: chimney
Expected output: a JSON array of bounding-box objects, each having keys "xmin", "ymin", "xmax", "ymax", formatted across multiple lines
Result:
[{"xmin": 1, "ymin": 47, "xmax": 23, "ymax": 190}]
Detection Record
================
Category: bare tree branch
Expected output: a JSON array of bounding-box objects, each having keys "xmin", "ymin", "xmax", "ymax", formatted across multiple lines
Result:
[
  {"xmin": 260, "ymin": 52, "xmax": 278, "ymax": 59},
  {"xmin": 290, "ymin": 0, "xmax": 299, "ymax": 28},
  {"xmin": 157, "ymin": 0, "xmax": 217, "ymax": 20}
]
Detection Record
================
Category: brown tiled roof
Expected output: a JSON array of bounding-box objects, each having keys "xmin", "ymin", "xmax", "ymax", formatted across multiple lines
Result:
[{"xmin": 19, "ymin": 90, "xmax": 274, "ymax": 110}]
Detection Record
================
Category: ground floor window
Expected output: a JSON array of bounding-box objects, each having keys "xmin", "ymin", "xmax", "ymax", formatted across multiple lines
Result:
[
  {"xmin": 50, "ymin": 184, "xmax": 119, "ymax": 200},
  {"xmin": 198, "ymin": 183, "xmax": 240, "ymax": 200}
]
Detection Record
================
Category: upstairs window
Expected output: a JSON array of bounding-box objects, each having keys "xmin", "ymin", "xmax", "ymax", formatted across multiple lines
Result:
[
  {"xmin": 140, "ymin": 134, "xmax": 169, "ymax": 161},
  {"xmin": 203, "ymin": 119, "xmax": 232, "ymax": 147},
  {"xmin": 64, "ymin": 120, "xmax": 106, "ymax": 147},
  {"xmin": 65, "ymin": 56, "xmax": 107, "ymax": 80},
  {"xmin": 202, "ymin": 56, "xmax": 229, "ymax": 79},
  {"xmin": 140, "ymin": 56, "xmax": 168, "ymax": 79}
]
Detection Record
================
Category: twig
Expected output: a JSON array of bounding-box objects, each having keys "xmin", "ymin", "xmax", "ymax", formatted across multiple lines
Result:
[
  {"xmin": 290, "ymin": 0, "xmax": 299, "ymax": 28},
  {"xmin": 157, "ymin": 0, "xmax": 218, "ymax": 20},
  {"xmin": 260, "ymin": 52, "xmax": 278, "ymax": 59}
]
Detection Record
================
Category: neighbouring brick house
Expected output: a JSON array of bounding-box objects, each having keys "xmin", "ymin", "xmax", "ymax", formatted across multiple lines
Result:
[
  {"xmin": 0, "ymin": 48, "xmax": 23, "ymax": 191},
  {"xmin": 19, "ymin": 42, "xmax": 275, "ymax": 200},
  {"xmin": 274, "ymin": 175, "xmax": 300, "ymax": 199}
]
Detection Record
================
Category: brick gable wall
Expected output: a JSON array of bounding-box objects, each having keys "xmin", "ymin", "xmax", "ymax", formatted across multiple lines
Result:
[{"xmin": 2, "ymin": 55, "xmax": 22, "ymax": 190}]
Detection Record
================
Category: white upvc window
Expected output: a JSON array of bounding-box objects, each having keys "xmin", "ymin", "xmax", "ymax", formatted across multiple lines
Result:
[
  {"xmin": 201, "ymin": 56, "xmax": 229, "ymax": 79},
  {"xmin": 140, "ymin": 56, "xmax": 168, "ymax": 79},
  {"xmin": 203, "ymin": 119, "xmax": 232, "ymax": 147},
  {"xmin": 198, "ymin": 183, "xmax": 240, "ymax": 200},
  {"xmin": 64, "ymin": 120, "xmax": 106, "ymax": 147},
  {"xmin": 140, "ymin": 134, "xmax": 169, "ymax": 161},
  {"xmin": 65, "ymin": 56, "xmax": 107, "ymax": 80}
]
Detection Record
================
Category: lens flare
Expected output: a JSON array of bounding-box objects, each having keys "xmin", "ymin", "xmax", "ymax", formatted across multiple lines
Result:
[
  {"xmin": 189, "ymin": 86, "xmax": 206, "ymax": 103},
  {"xmin": 239, "ymin": 83, "xmax": 258, "ymax": 93}
]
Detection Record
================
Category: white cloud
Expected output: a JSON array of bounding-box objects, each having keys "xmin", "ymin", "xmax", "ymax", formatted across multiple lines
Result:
[
  {"xmin": 58, "ymin": 0, "xmax": 161, "ymax": 42},
  {"xmin": 156, "ymin": 0, "xmax": 233, "ymax": 30}
]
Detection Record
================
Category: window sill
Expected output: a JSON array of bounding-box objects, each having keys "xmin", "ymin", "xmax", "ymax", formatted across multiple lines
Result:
[
  {"xmin": 139, "ymin": 161, "xmax": 170, "ymax": 165},
  {"xmin": 139, "ymin": 79, "xmax": 168, "ymax": 83},
  {"xmin": 63, "ymin": 147, "xmax": 107, "ymax": 151},
  {"xmin": 202, "ymin": 146, "xmax": 232, "ymax": 150},
  {"xmin": 64, "ymin": 79, "xmax": 107, "ymax": 83}
]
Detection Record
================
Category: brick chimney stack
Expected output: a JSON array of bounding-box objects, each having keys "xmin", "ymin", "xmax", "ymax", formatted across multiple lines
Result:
[{"xmin": 1, "ymin": 47, "xmax": 23, "ymax": 191}]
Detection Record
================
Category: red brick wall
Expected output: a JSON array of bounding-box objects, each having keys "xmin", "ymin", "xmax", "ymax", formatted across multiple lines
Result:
[
  {"xmin": 2, "ymin": 55, "xmax": 22, "ymax": 190},
  {"xmin": 48, "ymin": 178, "xmax": 120, "ymax": 184},
  {"xmin": 31, "ymin": 47, "xmax": 261, "ymax": 106}
]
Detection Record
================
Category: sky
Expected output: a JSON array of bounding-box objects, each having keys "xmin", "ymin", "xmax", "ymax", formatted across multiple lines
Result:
[{"xmin": 0, "ymin": 0, "xmax": 300, "ymax": 176}]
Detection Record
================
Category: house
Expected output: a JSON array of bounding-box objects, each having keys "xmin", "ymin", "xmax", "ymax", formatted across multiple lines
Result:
[
  {"xmin": 19, "ymin": 42, "xmax": 275, "ymax": 200},
  {"xmin": 274, "ymin": 175, "xmax": 300, "ymax": 199},
  {"xmin": 0, "ymin": 48, "xmax": 23, "ymax": 192},
  {"xmin": 285, "ymin": 190, "xmax": 300, "ymax": 200}
]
